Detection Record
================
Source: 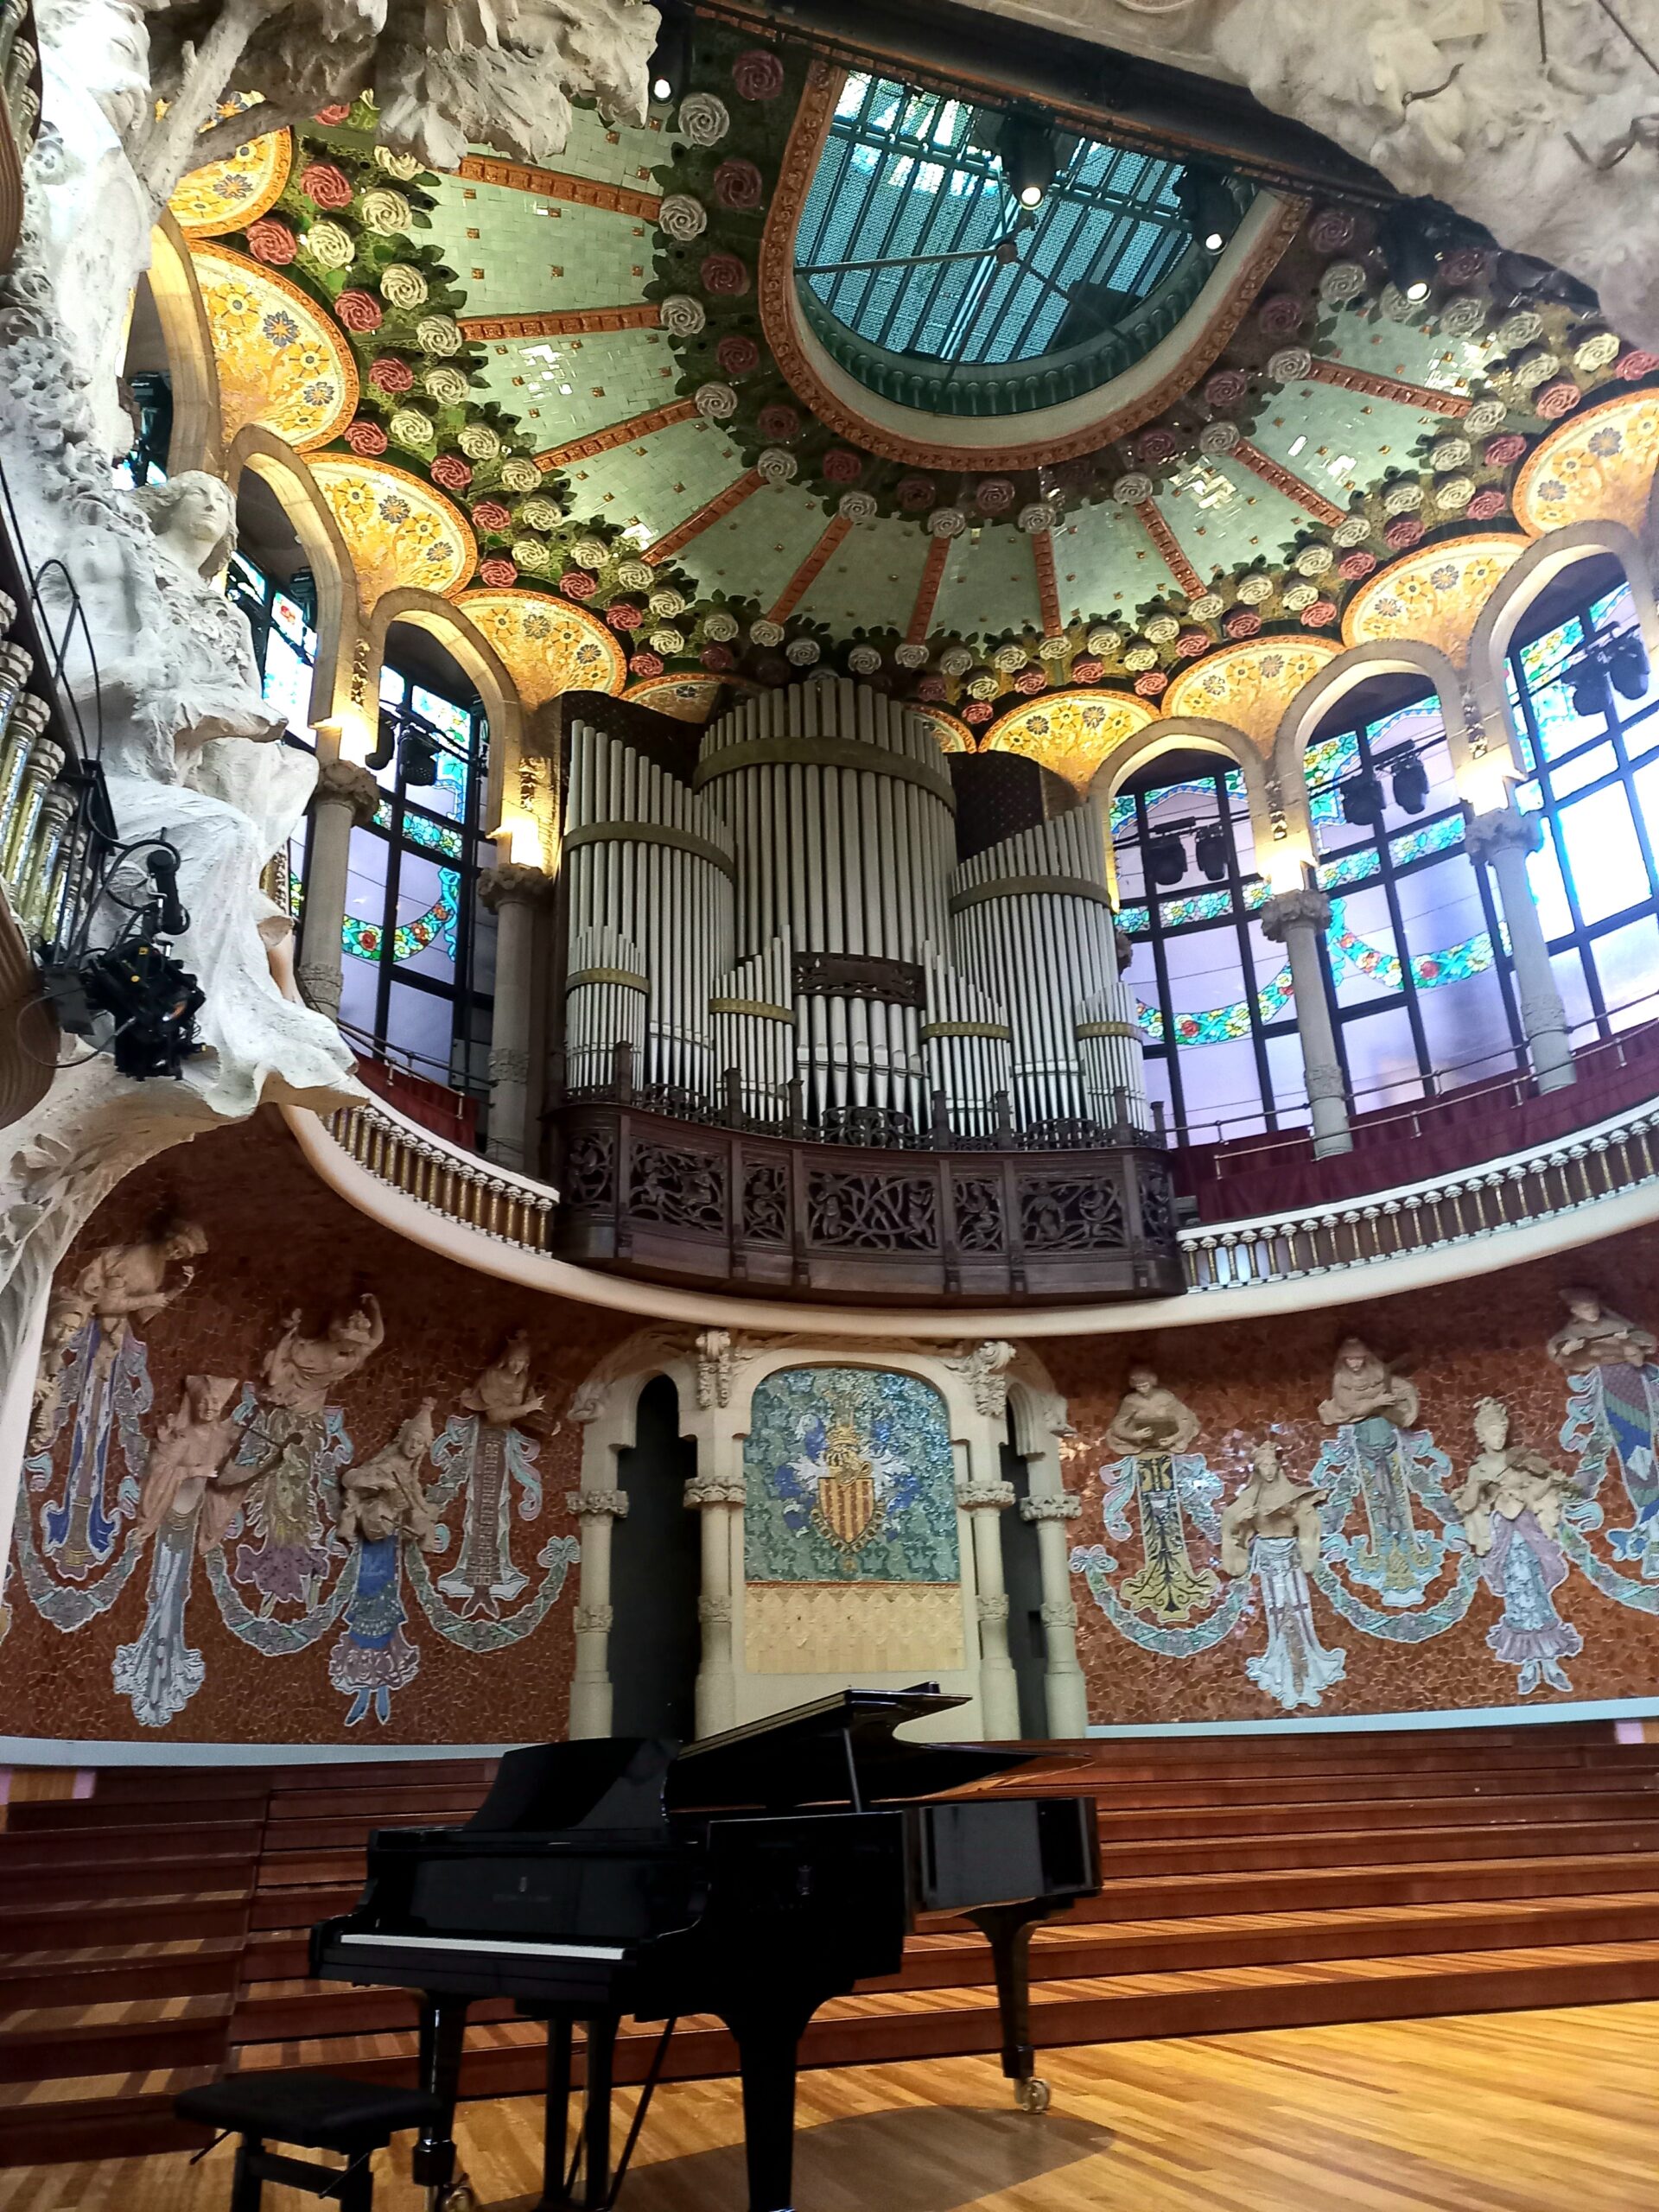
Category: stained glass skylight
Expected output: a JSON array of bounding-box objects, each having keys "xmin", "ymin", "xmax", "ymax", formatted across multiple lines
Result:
[{"xmin": 794, "ymin": 73, "xmax": 1211, "ymax": 402}]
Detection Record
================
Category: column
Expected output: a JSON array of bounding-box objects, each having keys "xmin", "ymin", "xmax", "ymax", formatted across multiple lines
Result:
[
  {"xmin": 685, "ymin": 1473, "xmax": 744, "ymax": 1737},
  {"xmin": 295, "ymin": 760, "xmax": 378, "ymax": 1023},
  {"xmin": 1260, "ymin": 886, "xmax": 1351, "ymax": 1156},
  {"xmin": 1465, "ymin": 804, "xmax": 1575, "ymax": 1093},
  {"xmin": 957, "ymin": 1474, "xmax": 1020, "ymax": 1738},
  {"xmin": 565, "ymin": 1484, "xmax": 628, "ymax": 1738},
  {"xmin": 1019, "ymin": 1491, "xmax": 1088, "ymax": 1737},
  {"xmin": 479, "ymin": 861, "xmax": 556, "ymax": 1172}
]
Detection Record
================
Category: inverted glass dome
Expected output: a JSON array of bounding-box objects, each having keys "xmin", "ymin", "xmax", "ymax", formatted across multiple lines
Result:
[{"xmin": 793, "ymin": 75, "xmax": 1246, "ymax": 418}]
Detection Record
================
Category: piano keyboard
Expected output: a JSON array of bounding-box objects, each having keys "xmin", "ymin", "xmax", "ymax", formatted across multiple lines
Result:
[{"xmin": 337, "ymin": 1933, "xmax": 628, "ymax": 1962}]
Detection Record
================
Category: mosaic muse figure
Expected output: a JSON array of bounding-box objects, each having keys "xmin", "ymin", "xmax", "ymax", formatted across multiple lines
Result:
[
  {"xmin": 435, "ymin": 1334, "xmax": 546, "ymax": 1616},
  {"xmin": 1548, "ymin": 1286, "xmax": 1659, "ymax": 1564},
  {"xmin": 330, "ymin": 1400, "xmax": 439, "ymax": 1726},
  {"xmin": 29, "ymin": 1217, "xmax": 207, "ymax": 1579},
  {"xmin": 232, "ymin": 1294, "xmax": 386, "ymax": 1611},
  {"xmin": 1452, "ymin": 1398, "xmax": 1583, "ymax": 1696},
  {"xmin": 1319, "ymin": 1335, "xmax": 1440, "ymax": 1604},
  {"xmin": 1220, "ymin": 1440, "xmax": 1346, "ymax": 1711},
  {"xmin": 1103, "ymin": 1369, "xmax": 1217, "ymax": 1624}
]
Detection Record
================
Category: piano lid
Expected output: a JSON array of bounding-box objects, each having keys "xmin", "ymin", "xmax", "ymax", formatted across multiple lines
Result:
[
  {"xmin": 465, "ymin": 1736, "xmax": 677, "ymax": 1835},
  {"xmin": 664, "ymin": 1689, "xmax": 1046, "ymax": 1812}
]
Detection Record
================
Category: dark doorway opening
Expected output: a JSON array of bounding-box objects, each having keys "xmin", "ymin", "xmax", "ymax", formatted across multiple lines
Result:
[
  {"xmin": 608, "ymin": 1375, "xmax": 702, "ymax": 1740},
  {"xmin": 999, "ymin": 1411, "xmax": 1048, "ymax": 1738}
]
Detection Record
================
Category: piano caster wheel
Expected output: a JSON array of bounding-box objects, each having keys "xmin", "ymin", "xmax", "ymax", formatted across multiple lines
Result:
[
  {"xmin": 1015, "ymin": 2077, "xmax": 1051, "ymax": 2114},
  {"xmin": 428, "ymin": 2180, "xmax": 476, "ymax": 2211}
]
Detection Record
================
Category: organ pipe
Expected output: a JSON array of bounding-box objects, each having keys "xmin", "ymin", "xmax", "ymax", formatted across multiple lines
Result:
[{"xmin": 561, "ymin": 685, "xmax": 1150, "ymax": 1145}]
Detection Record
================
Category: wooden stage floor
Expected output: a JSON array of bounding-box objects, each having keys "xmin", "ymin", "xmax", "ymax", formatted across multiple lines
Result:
[{"xmin": 0, "ymin": 1997, "xmax": 1650, "ymax": 2211}]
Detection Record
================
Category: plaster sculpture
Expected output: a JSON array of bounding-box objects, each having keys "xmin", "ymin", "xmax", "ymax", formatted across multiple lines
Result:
[
  {"xmin": 1319, "ymin": 1336, "xmax": 1421, "ymax": 1430},
  {"xmin": 1452, "ymin": 1395, "xmax": 1583, "ymax": 1694},
  {"xmin": 32, "ymin": 1215, "xmax": 206, "ymax": 1444},
  {"xmin": 1103, "ymin": 1366, "xmax": 1200, "ymax": 1459},
  {"xmin": 461, "ymin": 1331, "xmax": 545, "ymax": 1429},
  {"xmin": 948, "ymin": 1338, "xmax": 1017, "ymax": 1419},
  {"xmin": 130, "ymin": 1372, "xmax": 240, "ymax": 1547},
  {"xmin": 1219, "ymin": 1438, "xmax": 1346, "ymax": 1710},
  {"xmin": 950, "ymin": 0, "xmax": 1659, "ymax": 351},
  {"xmin": 1549, "ymin": 1284, "xmax": 1659, "ymax": 1572},
  {"xmin": 1547, "ymin": 1285, "xmax": 1659, "ymax": 1371},
  {"xmin": 336, "ymin": 1397, "xmax": 440, "ymax": 1548}
]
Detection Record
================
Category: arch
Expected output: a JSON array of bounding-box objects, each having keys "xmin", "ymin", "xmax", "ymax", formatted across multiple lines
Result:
[
  {"xmin": 1272, "ymin": 638, "xmax": 1472, "ymax": 828},
  {"xmin": 1088, "ymin": 715, "xmax": 1279, "ymax": 901},
  {"xmin": 226, "ymin": 427, "xmax": 364, "ymax": 754},
  {"xmin": 144, "ymin": 213, "xmax": 222, "ymax": 475},
  {"xmin": 368, "ymin": 588, "xmax": 529, "ymax": 851},
  {"xmin": 1467, "ymin": 519, "xmax": 1659, "ymax": 806}
]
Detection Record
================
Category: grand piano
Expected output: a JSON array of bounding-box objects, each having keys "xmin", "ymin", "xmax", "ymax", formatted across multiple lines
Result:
[{"xmin": 311, "ymin": 1689, "xmax": 1102, "ymax": 2211}]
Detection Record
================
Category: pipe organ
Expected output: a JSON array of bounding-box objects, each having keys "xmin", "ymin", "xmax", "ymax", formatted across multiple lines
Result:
[{"xmin": 558, "ymin": 679, "xmax": 1150, "ymax": 1144}]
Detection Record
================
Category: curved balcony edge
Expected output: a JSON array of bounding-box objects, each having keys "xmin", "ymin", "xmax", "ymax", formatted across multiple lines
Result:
[{"xmin": 281, "ymin": 1083, "xmax": 1659, "ymax": 1339}]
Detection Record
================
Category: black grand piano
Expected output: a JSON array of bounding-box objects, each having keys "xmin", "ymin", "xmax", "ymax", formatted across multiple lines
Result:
[{"xmin": 311, "ymin": 1689, "xmax": 1101, "ymax": 2211}]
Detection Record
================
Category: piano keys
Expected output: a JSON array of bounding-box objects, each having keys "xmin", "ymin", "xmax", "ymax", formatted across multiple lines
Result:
[{"xmin": 311, "ymin": 1689, "xmax": 1102, "ymax": 2211}]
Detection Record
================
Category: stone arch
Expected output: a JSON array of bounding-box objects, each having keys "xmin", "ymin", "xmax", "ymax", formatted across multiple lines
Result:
[
  {"xmin": 367, "ymin": 588, "xmax": 531, "ymax": 853},
  {"xmin": 1088, "ymin": 715, "xmax": 1280, "ymax": 902},
  {"xmin": 144, "ymin": 213, "xmax": 222, "ymax": 476},
  {"xmin": 225, "ymin": 427, "xmax": 364, "ymax": 755},
  {"xmin": 1273, "ymin": 639, "xmax": 1474, "ymax": 829},
  {"xmin": 1468, "ymin": 520, "xmax": 1659, "ymax": 792}
]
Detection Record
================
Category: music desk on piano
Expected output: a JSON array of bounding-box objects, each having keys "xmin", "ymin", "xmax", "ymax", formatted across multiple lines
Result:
[{"xmin": 311, "ymin": 1689, "xmax": 1102, "ymax": 2211}]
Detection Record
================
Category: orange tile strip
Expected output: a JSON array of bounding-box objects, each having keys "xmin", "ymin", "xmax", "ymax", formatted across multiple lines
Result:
[
  {"xmin": 1302, "ymin": 357, "xmax": 1472, "ymax": 418},
  {"xmin": 461, "ymin": 305, "xmax": 662, "ymax": 341},
  {"xmin": 1231, "ymin": 442, "xmax": 1348, "ymax": 526},
  {"xmin": 1132, "ymin": 500, "xmax": 1205, "ymax": 599},
  {"xmin": 768, "ymin": 515, "xmax": 853, "ymax": 624},
  {"xmin": 1031, "ymin": 526, "xmax": 1065, "ymax": 636},
  {"xmin": 645, "ymin": 468, "xmax": 766, "ymax": 567},
  {"xmin": 535, "ymin": 399, "xmax": 698, "ymax": 473},
  {"xmin": 457, "ymin": 155, "xmax": 659, "ymax": 224},
  {"xmin": 906, "ymin": 534, "xmax": 951, "ymax": 645}
]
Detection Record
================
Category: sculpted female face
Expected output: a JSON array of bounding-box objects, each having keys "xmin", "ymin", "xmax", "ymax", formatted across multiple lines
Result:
[{"xmin": 1474, "ymin": 1400, "xmax": 1509, "ymax": 1452}]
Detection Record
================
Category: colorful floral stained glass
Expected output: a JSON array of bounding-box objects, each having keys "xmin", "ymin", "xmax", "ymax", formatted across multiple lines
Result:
[{"xmin": 342, "ymin": 865, "xmax": 461, "ymax": 965}]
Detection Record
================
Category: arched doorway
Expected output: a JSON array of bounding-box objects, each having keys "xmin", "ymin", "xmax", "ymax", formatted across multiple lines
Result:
[
  {"xmin": 609, "ymin": 1375, "xmax": 702, "ymax": 1739},
  {"xmin": 999, "ymin": 1410, "xmax": 1048, "ymax": 1738}
]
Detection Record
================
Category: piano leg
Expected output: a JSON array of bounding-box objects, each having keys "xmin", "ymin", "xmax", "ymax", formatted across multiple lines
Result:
[
  {"xmin": 580, "ymin": 2011, "xmax": 618, "ymax": 2211},
  {"xmin": 722, "ymin": 1999, "xmax": 815, "ymax": 2212},
  {"xmin": 534, "ymin": 2015, "xmax": 573, "ymax": 2210},
  {"xmin": 968, "ymin": 1904, "xmax": 1052, "ymax": 2114},
  {"xmin": 412, "ymin": 1993, "xmax": 475, "ymax": 2209}
]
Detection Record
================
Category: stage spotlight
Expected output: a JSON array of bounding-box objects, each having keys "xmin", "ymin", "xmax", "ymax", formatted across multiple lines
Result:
[
  {"xmin": 1610, "ymin": 632, "xmax": 1650, "ymax": 702},
  {"xmin": 1571, "ymin": 659, "xmax": 1613, "ymax": 720},
  {"xmin": 1389, "ymin": 753, "xmax": 1429, "ymax": 815},
  {"xmin": 1147, "ymin": 834, "xmax": 1187, "ymax": 887},
  {"xmin": 1001, "ymin": 113, "xmax": 1058, "ymax": 207},
  {"xmin": 1194, "ymin": 823, "xmax": 1230, "ymax": 881},
  {"xmin": 649, "ymin": 10, "xmax": 690, "ymax": 105},
  {"xmin": 398, "ymin": 727, "xmax": 440, "ymax": 785},
  {"xmin": 1340, "ymin": 772, "xmax": 1386, "ymax": 828},
  {"xmin": 1176, "ymin": 164, "xmax": 1234, "ymax": 253},
  {"xmin": 1381, "ymin": 204, "xmax": 1437, "ymax": 302}
]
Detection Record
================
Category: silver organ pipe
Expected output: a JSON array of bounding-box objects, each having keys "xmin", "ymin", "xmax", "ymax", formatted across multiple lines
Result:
[
  {"xmin": 711, "ymin": 931, "xmax": 795, "ymax": 1121},
  {"xmin": 560, "ymin": 683, "xmax": 1149, "ymax": 1146},
  {"xmin": 921, "ymin": 943, "xmax": 1013, "ymax": 1137},
  {"xmin": 565, "ymin": 924, "xmax": 646, "ymax": 1088},
  {"xmin": 693, "ymin": 677, "xmax": 952, "ymax": 1128},
  {"xmin": 950, "ymin": 801, "xmax": 1137, "ymax": 1135},
  {"xmin": 564, "ymin": 716, "xmax": 735, "ymax": 1103}
]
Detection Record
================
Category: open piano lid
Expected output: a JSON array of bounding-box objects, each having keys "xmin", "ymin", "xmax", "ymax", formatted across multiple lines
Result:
[{"xmin": 665, "ymin": 1688, "xmax": 1055, "ymax": 1811}]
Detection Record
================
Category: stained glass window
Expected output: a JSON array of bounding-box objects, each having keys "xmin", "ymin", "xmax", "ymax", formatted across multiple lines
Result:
[{"xmin": 1507, "ymin": 573, "xmax": 1659, "ymax": 1039}]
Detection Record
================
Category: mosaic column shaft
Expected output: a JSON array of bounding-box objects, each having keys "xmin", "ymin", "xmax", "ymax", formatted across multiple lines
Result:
[
  {"xmin": 1261, "ymin": 887, "xmax": 1351, "ymax": 1157},
  {"xmin": 296, "ymin": 761, "xmax": 379, "ymax": 1025},
  {"xmin": 685, "ymin": 1473, "xmax": 744, "ymax": 1738},
  {"xmin": 958, "ymin": 1475, "xmax": 1020, "ymax": 1738},
  {"xmin": 566, "ymin": 1484, "xmax": 627, "ymax": 1738},
  {"xmin": 480, "ymin": 861, "xmax": 555, "ymax": 1172},
  {"xmin": 1465, "ymin": 805, "xmax": 1574, "ymax": 1094},
  {"xmin": 1020, "ymin": 1491, "xmax": 1088, "ymax": 1736}
]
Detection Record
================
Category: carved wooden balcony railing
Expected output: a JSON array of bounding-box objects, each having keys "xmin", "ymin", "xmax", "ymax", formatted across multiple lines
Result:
[
  {"xmin": 548, "ymin": 1096, "xmax": 1184, "ymax": 1304},
  {"xmin": 309, "ymin": 1083, "xmax": 1659, "ymax": 1313}
]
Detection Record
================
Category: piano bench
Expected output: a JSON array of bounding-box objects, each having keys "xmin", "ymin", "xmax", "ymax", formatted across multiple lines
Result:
[{"xmin": 175, "ymin": 2073, "xmax": 442, "ymax": 2212}]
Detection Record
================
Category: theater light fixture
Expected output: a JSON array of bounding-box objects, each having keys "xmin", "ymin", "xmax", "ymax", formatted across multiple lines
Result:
[
  {"xmin": 1610, "ymin": 632, "xmax": 1650, "ymax": 702},
  {"xmin": 1389, "ymin": 752, "xmax": 1429, "ymax": 815},
  {"xmin": 1147, "ymin": 834, "xmax": 1187, "ymax": 887},
  {"xmin": 649, "ymin": 9, "xmax": 690, "ymax": 104},
  {"xmin": 1380, "ymin": 204, "xmax": 1438, "ymax": 302},
  {"xmin": 1194, "ymin": 823, "xmax": 1230, "ymax": 881},
  {"xmin": 1340, "ymin": 771, "xmax": 1386, "ymax": 828},
  {"xmin": 1176, "ymin": 164, "xmax": 1234, "ymax": 253},
  {"xmin": 1000, "ymin": 113, "xmax": 1058, "ymax": 207}
]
